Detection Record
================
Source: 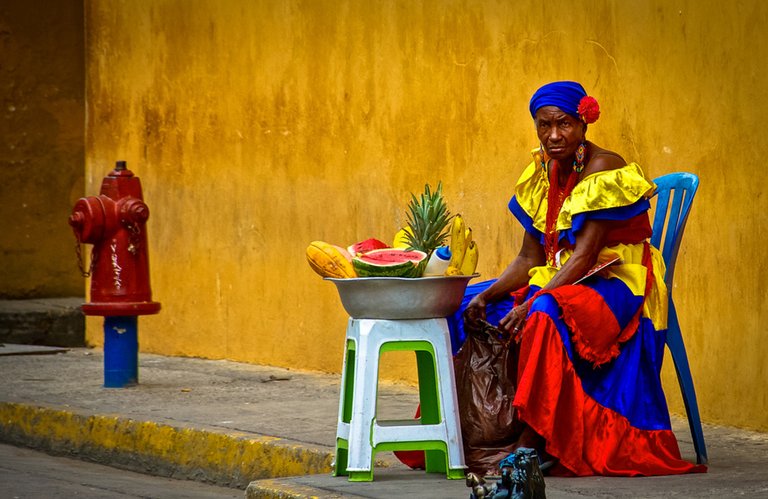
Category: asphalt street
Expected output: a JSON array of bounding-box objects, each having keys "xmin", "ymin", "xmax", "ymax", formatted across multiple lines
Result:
[{"xmin": 0, "ymin": 443, "xmax": 241, "ymax": 499}]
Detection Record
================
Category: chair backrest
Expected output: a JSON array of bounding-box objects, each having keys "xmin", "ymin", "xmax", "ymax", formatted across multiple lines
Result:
[{"xmin": 650, "ymin": 172, "xmax": 699, "ymax": 291}]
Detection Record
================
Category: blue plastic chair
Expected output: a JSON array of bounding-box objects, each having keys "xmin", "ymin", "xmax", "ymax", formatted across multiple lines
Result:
[{"xmin": 650, "ymin": 172, "xmax": 707, "ymax": 465}]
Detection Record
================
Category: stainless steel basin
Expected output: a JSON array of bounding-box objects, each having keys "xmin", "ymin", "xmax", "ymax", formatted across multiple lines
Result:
[{"xmin": 325, "ymin": 274, "xmax": 479, "ymax": 319}]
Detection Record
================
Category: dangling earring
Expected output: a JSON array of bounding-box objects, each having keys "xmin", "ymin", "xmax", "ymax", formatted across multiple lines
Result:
[
  {"xmin": 573, "ymin": 142, "xmax": 586, "ymax": 173},
  {"xmin": 538, "ymin": 144, "xmax": 548, "ymax": 170}
]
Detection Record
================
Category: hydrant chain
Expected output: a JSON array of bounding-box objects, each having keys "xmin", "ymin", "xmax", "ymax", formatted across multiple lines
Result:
[{"xmin": 75, "ymin": 240, "xmax": 95, "ymax": 278}]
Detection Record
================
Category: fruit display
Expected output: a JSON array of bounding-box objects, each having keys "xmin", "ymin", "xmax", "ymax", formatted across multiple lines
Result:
[{"xmin": 306, "ymin": 183, "xmax": 479, "ymax": 279}]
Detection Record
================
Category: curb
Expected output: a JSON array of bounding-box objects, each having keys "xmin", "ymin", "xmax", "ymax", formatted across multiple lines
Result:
[
  {"xmin": 0, "ymin": 401, "xmax": 334, "ymax": 489},
  {"xmin": 245, "ymin": 478, "xmax": 359, "ymax": 499},
  {"xmin": 0, "ymin": 298, "xmax": 85, "ymax": 347}
]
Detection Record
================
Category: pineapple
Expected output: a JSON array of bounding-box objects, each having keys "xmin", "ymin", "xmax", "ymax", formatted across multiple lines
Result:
[{"xmin": 404, "ymin": 182, "xmax": 452, "ymax": 254}]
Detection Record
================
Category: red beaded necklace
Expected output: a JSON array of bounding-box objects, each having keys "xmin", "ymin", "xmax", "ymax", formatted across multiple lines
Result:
[{"xmin": 544, "ymin": 160, "xmax": 580, "ymax": 265}]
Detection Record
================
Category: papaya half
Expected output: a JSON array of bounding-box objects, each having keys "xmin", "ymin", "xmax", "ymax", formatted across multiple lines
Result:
[{"xmin": 306, "ymin": 241, "xmax": 357, "ymax": 278}]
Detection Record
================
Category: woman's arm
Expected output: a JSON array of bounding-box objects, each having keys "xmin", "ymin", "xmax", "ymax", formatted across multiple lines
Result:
[
  {"xmin": 464, "ymin": 231, "xmax": 545, "ymax": 324},
  {"xmin": 498, "ymin": 218, "xmax": 609, "ymax": 334},
  {"xmin": 484, "ymin": 231, "xmax": 546, "ymax": 301},
  {"xmin": 539, "ymin": 218, "xmax": 608, "ymax": 290}
]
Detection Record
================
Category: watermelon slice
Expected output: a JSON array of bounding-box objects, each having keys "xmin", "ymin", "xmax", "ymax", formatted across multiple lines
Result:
[
  {"xmin": 347, "ymin": 238, "xmax": 390, "ymax": 256},
  {"xmin": 352, "ymin": 248, "xmax": 428, "ymax": 278}
]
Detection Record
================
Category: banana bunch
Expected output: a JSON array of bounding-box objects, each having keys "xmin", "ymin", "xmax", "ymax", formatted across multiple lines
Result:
[{"xmin": 445, "ymin": 214, "xmax": 479, "ymax": 276}]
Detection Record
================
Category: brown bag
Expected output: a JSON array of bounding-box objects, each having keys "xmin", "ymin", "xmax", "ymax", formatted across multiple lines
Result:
[{"xmin": 454, "ymin": 320, "xmax": 524, "ymax": 475}]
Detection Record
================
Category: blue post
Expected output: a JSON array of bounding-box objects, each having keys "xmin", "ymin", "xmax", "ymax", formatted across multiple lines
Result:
[{"xmin": 103, "ymin": 316, "xmax": 138, "ymax": 388}]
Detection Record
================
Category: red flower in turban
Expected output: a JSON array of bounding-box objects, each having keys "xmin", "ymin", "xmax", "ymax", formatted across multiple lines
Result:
[{"xmin": 578, "ymin": 96, "xmax": 600, "ymax": 124}]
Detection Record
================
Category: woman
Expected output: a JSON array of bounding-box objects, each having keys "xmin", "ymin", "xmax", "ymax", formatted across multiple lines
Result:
[{"xmin": 453, "ymin": 81, "xmax": 705, "ymax": 477}]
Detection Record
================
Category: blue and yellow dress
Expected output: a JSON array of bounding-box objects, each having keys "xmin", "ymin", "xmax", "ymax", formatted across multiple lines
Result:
[{"xmin": 448, "ymin": 157, "xmax": 705, "ymax": 476}]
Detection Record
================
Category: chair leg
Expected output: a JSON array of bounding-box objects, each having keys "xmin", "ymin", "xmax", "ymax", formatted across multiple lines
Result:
[{"xmin": 667, "ymin": 299, "xmax": 708, "ymax": 464}]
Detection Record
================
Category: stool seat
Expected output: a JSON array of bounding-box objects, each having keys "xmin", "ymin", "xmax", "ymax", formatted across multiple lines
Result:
[{"xmin": 334, "ymin": 318, "xmax": 466, "ymax": 482}]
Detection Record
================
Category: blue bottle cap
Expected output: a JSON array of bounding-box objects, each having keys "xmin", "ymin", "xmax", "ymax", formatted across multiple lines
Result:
[{"xmin": 436, "ymin": 245, "xmax": 451, "ymax": 260}]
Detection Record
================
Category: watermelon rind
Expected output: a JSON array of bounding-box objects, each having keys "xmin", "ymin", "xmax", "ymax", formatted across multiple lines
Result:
[
  {"xmin": 410, "ymin": 257, "xmax": 428, "ymax": 277},
  {"xmin": 352, "ymin": 249, "xmax": 427, "ymax": 278}
]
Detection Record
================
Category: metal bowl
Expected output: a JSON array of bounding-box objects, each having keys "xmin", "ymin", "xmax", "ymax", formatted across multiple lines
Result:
[{"xmin": 325, "ymin": 274, "xmax": 479, "ymax": 319}]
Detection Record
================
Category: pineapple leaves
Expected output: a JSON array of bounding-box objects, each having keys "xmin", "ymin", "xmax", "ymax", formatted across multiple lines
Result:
[{"xmin": 404, "ymin": 182, "xmax": 452, "ymax": 254}]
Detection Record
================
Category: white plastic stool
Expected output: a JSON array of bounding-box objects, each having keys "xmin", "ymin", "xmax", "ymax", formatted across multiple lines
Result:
[{"xmin": 334, "ymin": 317, "xmax": 466, "ymax": 481}]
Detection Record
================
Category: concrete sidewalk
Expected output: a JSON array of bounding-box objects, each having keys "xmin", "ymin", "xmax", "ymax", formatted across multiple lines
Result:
[{"xmin": 1, "ymin": 346, "xmax": 767, "ymax": 498}]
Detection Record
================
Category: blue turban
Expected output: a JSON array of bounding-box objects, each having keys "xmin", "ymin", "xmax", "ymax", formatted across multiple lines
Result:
[{"xmin": 529, "ymin": 81, "xmax": 587, "ymax": 119}]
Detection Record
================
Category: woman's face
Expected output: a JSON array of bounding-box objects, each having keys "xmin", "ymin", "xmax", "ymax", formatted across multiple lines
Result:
[{"xmin": 535, "ymin": 106, "xmax": 586, "ymax": 162}]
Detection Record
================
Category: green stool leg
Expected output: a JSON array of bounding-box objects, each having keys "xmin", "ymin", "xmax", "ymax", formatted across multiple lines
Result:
[
  {"xmin": 341, "ymin": 341, "xmax": 356, "ymax": 423},
  {"xmin": 334, "ymin": 340, "xmax": 356, "ymax": 477},
  {"xmin": 348, "ymin": 470, "xmax": 375, "ymax": 482},
  {"xmin": 335, "ymin": 441, "xmax": 349, "ymax": 477},
  {"xmin": 416, "ymin": 349, "xmax": 447, "ymax": 474}
]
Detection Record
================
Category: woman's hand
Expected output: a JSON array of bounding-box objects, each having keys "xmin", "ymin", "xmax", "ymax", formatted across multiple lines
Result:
[
  {"xmin": 463, "ymin": 231, "xmax": 544, "ymax": 333},
  {"xmin": 499, "ymin": 301, "xmax": 530, "ymax": 342},
  {"xmin": 463, "ymin": 294, "xmax": 488, "ymax": 328}
]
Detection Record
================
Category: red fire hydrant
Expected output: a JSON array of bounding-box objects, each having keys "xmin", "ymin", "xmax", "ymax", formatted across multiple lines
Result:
[{"xmin": 69, "ymin": 161, "xmax": 160, "ymax": 387}]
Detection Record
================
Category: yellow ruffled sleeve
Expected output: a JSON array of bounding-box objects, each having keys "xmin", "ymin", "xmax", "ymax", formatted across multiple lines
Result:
[
  {"xmin": 513, "ymin": 159, "xmax": 549, "ymax": 234},
  {"xmin": 556, "ymin": 163, "xmax": 656, "ymax": 231}
]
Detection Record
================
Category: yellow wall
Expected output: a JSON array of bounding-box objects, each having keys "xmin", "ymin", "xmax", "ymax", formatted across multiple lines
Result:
[
  {"xmin": 0, "ymin": 0, "xmax": 84, "ymax": 298},
  {"xmin": 84, "ymin": 0, "xmax": 768, "ymax": 431}
]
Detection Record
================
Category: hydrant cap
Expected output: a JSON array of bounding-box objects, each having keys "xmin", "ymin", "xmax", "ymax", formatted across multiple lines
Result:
[{"xmin": 109, "ymin": 160, "xmax": 134, "ymax": 178}]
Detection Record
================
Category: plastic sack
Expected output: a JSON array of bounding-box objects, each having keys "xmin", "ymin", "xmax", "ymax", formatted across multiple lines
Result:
[{"xmin": 454, "ymin": 318, "xmax": 524, "ymax": 475}]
